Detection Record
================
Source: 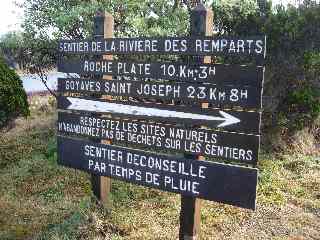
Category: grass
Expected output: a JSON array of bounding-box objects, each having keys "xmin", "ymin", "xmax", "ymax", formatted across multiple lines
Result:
[
  {"xmin": 0, "ymin": 96, "xmax": 319, "ymax": 239},
  {"xmin": 0, "ymin": 100, "xmax": 90, "ymax": 240}
]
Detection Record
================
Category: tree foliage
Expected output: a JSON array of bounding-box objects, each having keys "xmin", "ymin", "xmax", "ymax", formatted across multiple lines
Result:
[
  {"xmin": 212, "ymin": 0, "xmax": 320, "ymax": 131},
  {"xmin": 21, "ymin": 0, "xmax": 190, "ymax": 39},
  {"xmin": 0, "ymin": 32, "xmax": 26, "ymax": 69},
  {"xmin": 212, "ymin": 0, "xmax": 259, "ymax": 35}
]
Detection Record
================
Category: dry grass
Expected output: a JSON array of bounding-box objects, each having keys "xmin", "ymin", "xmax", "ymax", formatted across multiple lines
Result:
[
  {"xmin": 57, "ymin": 153, "xmax": 320, "ymax": 240},
  {"xmin": 288, "ymin": 128, "xmax": 319, "ymax": 155},
  {"xmin": 0, "ymin": 96, "xmax": 319, "ymax": 239},
  {"xmin": 0, "ymin": 98, "xmax": 89, "ymax": 240}
]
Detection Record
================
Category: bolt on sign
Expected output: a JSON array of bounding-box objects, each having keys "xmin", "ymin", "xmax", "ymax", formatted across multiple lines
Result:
[{"xmin": 56, "ymin": 4, "xmax": 266, "ymax": 238}]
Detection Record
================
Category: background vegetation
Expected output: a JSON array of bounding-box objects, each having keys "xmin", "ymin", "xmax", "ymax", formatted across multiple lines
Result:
[
  {"xmin": 0, "ymin": 57, "xmax": 29, "ymax": 129},
  {"xmin": 0, "ymin": 0, "xmax": 319, "ymax": 239}
]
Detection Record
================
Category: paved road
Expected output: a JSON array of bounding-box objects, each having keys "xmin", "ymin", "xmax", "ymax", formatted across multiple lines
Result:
[{"xmin": 21, "ymin": 72, "xmax": 67, "ymax": 93}]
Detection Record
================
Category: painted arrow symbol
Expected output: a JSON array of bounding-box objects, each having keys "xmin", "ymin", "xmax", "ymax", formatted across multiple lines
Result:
[{"xmin": 59, "ymin": 97, "xmax": 241, "ymax": 127}]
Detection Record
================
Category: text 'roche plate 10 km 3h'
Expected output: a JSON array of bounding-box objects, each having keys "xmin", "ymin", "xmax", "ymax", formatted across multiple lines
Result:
[
  {"xmin": 57, "ymin": 112, "xmax": 260, "ymax": 165},
  {"xmin": 58, "ymin": 78, "xmax": 263, "ymax": 109},
  {"xmin": 57, "ymin": 136, "xmax": 258, "ymax": 210},
  {"xmin": 58, "ymin": 36, "xmax": 266, "ymax": 59},
  {"xmin": 57, "ymin": 96, "xmax": 262, "ymax": 135},
  {"xmin": 57, "ymin": 60, "xmax": 265, "ymax": 88}
]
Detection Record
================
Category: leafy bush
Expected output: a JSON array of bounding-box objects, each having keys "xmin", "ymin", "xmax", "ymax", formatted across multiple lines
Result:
[
  {"xmin": 213, "ymin": 2, "xmax": 320, "ymax": 134},
  {"xmin": 277, "ymin": 51, "xmax": 320, "ymax": 131},
  {"xmin": 304, "ymin": 51, "xmax": 320, "ymax": 85},
  {"xmin": 282, "ymin": 86, "xmax": 320, "ymax": 130},
  {"xmin": 0, "ymin": 57, "xmax": 29, "ymax": 128}
]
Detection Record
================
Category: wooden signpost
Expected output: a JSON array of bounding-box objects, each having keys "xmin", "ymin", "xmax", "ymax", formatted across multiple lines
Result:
[
  {"xmin": 56, "ymin": 4, "xmax": 266, "ymax": 239},
  {"xmin": 57, "ymin": 112, "xmax": 260, "ymax": 164},
  {"xmin": 58, "ymin": 36, "xmax": 266, "ymax": 61},
  {"xmin": 89, "ymin": 10, "xmax": 114, "ymax": 206},
  {"xmin": 58, "ymin": 136, "xmax": 258, "ymax": 210},
  {"xmin": 57, "ymin": 60, "xmax": 264, "ymax": 87},
  {"xmin": 57, "ymin": 78, "xmax": 263, "ymax": 108},
  {"xmin": 57, "ymin": 96, "xmax": 261, "ymax": 134}
]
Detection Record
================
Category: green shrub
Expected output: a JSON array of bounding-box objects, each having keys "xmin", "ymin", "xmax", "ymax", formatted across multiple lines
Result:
[
  {"xmin": 278, "ymin": 51, "xmax": 320, "ymax": 131},
  {"xmin": 282, "ymin": 86, "xmax": 320, "ymax": 130},
  {"xmin": 304, "ymin": 51, "xmax": 320, "ymax": 83},
  {"xmin": 0, "ymin": 56, "xmax": 29, "ymax": 128}
]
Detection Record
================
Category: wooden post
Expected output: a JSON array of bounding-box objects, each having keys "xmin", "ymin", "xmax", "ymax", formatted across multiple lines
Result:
[
  {"xmin": 90, "ymin": 11, "xmax": 114, "ymax": 206},
  {"xmin": 179, "ymin": 4, "xmax": 213, "ymax": 240}
]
